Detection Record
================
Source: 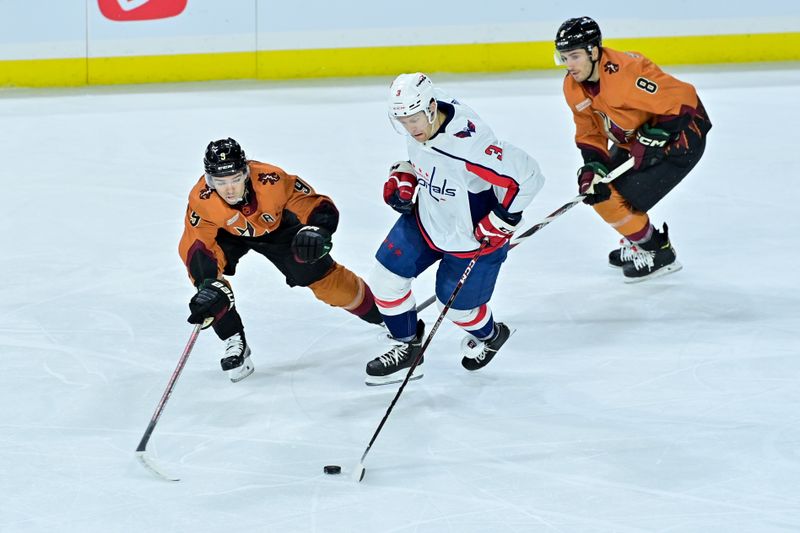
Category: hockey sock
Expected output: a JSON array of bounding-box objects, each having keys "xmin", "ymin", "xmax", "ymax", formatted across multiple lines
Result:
[
  {"xmin": 212, "ymin": 308, "xmax": 245, "ymax": 341},
  {"xmin": 382, "ymin": 310, "xmax": 418, "ymax": 341},
  {"xmin": 471, "ymin": 317, "xmax": 496, "ymax": 341},
  {"xmin": 347, "ymin": 283, "xmax": 383, "ymax": 324},
  {"xmin": 627, "ymin": 223, "xmax": 654, "ymax": 244},
  {"xmin": 479, "ymin": 322, "xmax": 501, "ymax": 342},
  {"xmin": 449, "ymin": 304, "xmax": 495, "ymax": 340}
]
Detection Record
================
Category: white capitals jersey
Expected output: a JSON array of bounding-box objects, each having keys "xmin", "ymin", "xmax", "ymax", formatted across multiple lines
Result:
[{"xmin": 405, "ymin": 95, "xmax": 545, "ymax": 254}]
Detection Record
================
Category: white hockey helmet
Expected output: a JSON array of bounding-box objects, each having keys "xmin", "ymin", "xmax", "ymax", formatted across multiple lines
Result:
[{"xmin": 388, "ymin": 72, "xmax": 436, "ymax": 123}]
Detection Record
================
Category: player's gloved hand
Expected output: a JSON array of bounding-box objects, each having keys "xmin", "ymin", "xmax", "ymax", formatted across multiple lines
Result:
[
  {"xmin": 577, "ymin": 162, "xmax": 611, "ymax": 205},
  {"xmin": 188, "ymin": 278, "xmax": 235, "ymax": 328},
  {"xmin": 474, "ymin": 205, "xmax": 522, "ymax": 251},
  {"xmin": 291, "ymin": 225, "xmax": 333, "ymax": 264},
  {"xmin": 629, "ymin": 123, "xmax": 672, "ymax": 170},
  {"xmin": 383, "ymin": 161, "xmax": 417, "ymax": 214}
]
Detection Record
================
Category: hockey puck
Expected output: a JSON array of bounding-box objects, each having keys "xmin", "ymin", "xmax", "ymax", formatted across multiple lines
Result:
[{"xmin": 323, "ymin": 465, "xmax": 341, "ymax": 475}]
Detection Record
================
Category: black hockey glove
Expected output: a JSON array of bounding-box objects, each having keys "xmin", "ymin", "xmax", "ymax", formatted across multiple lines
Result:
[
  {"xmin": 291, "ymin": 226, "xmax": 333, "ymax": 264},
  {"xmin": 188, "ymin": 278, "xmax": 235, "ymax": 328},
  {"xmin": 577, "ymin": 162, "xmax": 611, "ymax": 205},
  {"xmin": 629, "ymin": 123, "xmax": 672, "ymax": 170}
]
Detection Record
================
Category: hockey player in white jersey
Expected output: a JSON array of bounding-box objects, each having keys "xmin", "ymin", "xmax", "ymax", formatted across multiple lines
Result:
[{"xmin": 365, "ymin": 72, "xmax": 545, "ymax": 385}]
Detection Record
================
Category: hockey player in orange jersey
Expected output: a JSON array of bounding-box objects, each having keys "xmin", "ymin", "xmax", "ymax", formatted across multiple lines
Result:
[
  {"xmin": 179, "ymin": 138, "xmax": 382, "ymax": 382},
  {"xmin": 555, "ymin": 17, "xmax": 712, "ymax": 282}
]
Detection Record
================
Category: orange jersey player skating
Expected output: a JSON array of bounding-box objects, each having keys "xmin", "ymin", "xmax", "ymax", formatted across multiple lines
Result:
[
  {"xmin": 179, "ymin": 138, "xmax": 383, "ymax": 383},
  {"xmin": 563, "ymin": 47, "xmax": 706, "ymax": 160},
  {"xmin": 555, "ymin": 17, "xmax": 711, "ymax": 282}
]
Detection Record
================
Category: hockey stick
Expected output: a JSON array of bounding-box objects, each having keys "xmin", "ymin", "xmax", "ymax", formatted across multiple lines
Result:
[
  {"xmin": 415, "ymin": 157, "xmax": 635, "ymax": 313},
  {"xmin": 135, "ymin": 323, "xmax": 203, "ymax": 481},
  {"xmin": 354, "ymin": 240, "xmax": 489, "ymax": 483}
]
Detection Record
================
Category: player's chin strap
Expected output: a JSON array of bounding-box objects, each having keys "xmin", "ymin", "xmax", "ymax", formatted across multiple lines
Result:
[
  {"xmin": 414, "ymin": 157, "xmax": 636, "ymax": 313},
  {"xmin": 587, "ymin": 45, "xmax": 601, "ymax": 80},
  {"xmin": 427, "ymin": 102, "xmax": 441, "ymax": 138}
]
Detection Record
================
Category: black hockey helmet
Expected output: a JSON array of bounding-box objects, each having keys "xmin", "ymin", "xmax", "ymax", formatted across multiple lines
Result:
[
  {"xmin": 555, "ymin": 16, "xmax": 602, "ymax": 53},
  {"xmin": 204, "ymin": 138, "xmax": 247, "ymax": 177}
]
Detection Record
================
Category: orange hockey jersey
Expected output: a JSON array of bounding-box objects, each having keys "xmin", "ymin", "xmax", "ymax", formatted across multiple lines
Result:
[
  {"xmin": 563, "ymin": 47, "xmax": 704, "ymax": 161},
  {"xmin": 178, "ymin": 161, "xmax": 335, "ymax": 284}
]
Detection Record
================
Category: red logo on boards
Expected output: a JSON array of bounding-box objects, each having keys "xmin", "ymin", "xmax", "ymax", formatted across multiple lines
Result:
[{"xmin": 98, "ymin": 0, "xmax": 187, "ymax": 21}]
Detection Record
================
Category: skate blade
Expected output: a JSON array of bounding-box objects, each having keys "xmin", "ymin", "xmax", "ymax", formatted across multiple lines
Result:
[
  {"xmin": 462, "ymin": 326, "xmax": 517, "ymax": 371},
  {"xmin": 623, "ymin": 261, "xmax": 683, "ymax": 284},
  {"xmin": 498, "ymin": 326, "xmax": 517, "ymax": 347},
  {"xmin": 228, "ymin": 359, "xmax": 255, "ymax": 383},
  {"xmin": 365, "ymin": 371, "xmax": 423, "ymax": 387}
]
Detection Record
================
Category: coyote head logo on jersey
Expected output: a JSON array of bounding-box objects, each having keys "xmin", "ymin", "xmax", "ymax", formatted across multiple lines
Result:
[
  {"xmin": 594, "ymin": 110, "xmax": 634, "ymax": 144},
  {"xmin": 258, "ymin": 172, "xmax": 280, "ymax": 185},
  {"xmin": 603, "ymin": 61, "xmax": 619, "ymax": 74}
]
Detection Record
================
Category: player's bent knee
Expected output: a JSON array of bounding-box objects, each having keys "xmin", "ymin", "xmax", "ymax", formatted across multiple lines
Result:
[
  {"xmin": 369, "ymin": 262, "xmax": 412, "ymax": 300},
  {"xmin": 369, "ymin": 262, "xmax": 415, "ymax": 315}
]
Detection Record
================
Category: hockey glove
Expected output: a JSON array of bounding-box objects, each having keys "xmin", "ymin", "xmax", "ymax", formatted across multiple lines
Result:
[
  {"xmin": 383, "ymin": 161, "xmax": 417, "ymax": 215},
  {"xmin": 188, "ymin": 278, "xmax": 235, "ymax": 328},
  {"xmin": 577, "ymin": 162, "xmax": 611, "ymax": 205},
  {"xmin": 474, "ymin": 205, "xmax": 522, "ymax": 251},
  {"xmin": 291, "ymin": 225, "xmax": 333, "ymax": 264},
  {"xmin": 629, "ymin": 123, "xmax": 672, "ymax": 170}
]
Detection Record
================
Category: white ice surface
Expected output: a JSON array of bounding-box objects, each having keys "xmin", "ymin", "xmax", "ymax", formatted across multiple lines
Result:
[{"xmin": 1, "ymin": 63, "xmax": 799, "ymax": 533}]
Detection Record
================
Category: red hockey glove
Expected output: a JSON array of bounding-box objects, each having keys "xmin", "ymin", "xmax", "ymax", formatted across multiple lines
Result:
[
  {"xmin": 629, "ymin": 123, "xmax": 672, "ymax": 170},
  {"xmin": 383, "ymin": 161, "xmax": 417, "ymax": 215},
  {"xmin": 474, "ymin": 206, "xmax": 522, "ymax": 251}
]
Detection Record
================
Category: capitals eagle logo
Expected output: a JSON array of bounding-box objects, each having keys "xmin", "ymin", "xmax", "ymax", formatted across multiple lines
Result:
[{"xmin": 454, "ymin": 120, "xmax": 476, "ymax": 138}]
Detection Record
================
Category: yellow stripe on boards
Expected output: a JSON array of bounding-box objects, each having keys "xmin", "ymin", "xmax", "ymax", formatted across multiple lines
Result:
[
  {"xmin": 1, "ymin": 32, "xmax": 798, "ymax": 88},
  {"xmin": 256, "ymin": 42, "xmax": 555, "ymax": 79},
  {"xmin": 0, "ymin": 57, "xmax": 86, "ymax": 87},
  {"xmin": 605, "ymin": 32, "xmax": 800, "ymax": 65},
  {"xmin": 256, "ymin": 32, "xmax": 800, "ymax": 80},
  {"xmin": 87, "ymin": 51, "xmax": 256, "ymax": 85}
]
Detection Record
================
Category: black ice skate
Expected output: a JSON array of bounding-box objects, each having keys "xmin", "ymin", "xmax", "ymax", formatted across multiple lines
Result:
[
  {"xmin": 220, "ymin": 332, "xmax": 254, "ymax": 383},
  {"xmin": 461, "ymin": 322, "xmax": 514, "ymax": 371},
  {"xmin": 365, "ymin": 320, "xmax": 425, "ymax": 386},
  {"xmin": 622, "ymin": 223, "xmax": 683, "ymax": 283},
  {"xmin": 608, "ymin": 237, "xmax": 634, "ymax": 268}
]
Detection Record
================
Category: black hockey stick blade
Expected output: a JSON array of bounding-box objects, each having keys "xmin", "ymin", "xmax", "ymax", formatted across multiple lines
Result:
[{"xmin": 136, "ymin": 451, "xmax": 180, "ymax": 482}]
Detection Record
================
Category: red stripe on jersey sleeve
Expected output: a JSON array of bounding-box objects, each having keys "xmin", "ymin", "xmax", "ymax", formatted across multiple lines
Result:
[{"xmin": 464, "ymin": 162, "xmax": 519, "ymax": 209}]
